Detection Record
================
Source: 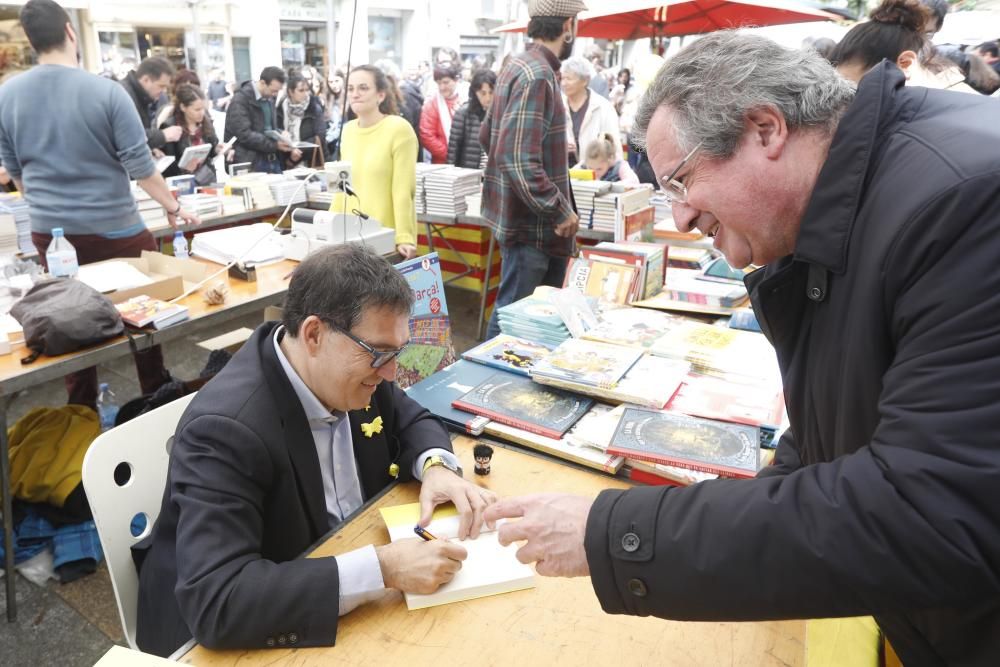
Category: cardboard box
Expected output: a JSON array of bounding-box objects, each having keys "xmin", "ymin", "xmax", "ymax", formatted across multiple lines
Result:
[{"xmin": 86, "ymin": 251, "xmax": 211, "ymax": 304}]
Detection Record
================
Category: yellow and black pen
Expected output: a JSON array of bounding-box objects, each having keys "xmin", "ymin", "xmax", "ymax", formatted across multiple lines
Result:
[{"xmin": 413, "ymin": 524, "xmax": 438, "ymax": 541}]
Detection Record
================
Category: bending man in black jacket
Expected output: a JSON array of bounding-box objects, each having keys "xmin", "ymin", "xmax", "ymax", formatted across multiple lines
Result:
[
  {"xmin": 135, "ymin": 244, "xmax": 495, "ymax": 656},
  {"xmin": 120, "ymin": 56, "xmax": 182, "ymax": 152},
  {"xmin": 485, "ymin": 31, "xmax": 1000, "ymax": 665}
]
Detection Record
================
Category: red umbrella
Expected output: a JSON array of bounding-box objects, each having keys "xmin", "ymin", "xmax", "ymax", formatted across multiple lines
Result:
[{"xmin": 494, "ymin": 0, "xmax": 838, "ymax": 40}]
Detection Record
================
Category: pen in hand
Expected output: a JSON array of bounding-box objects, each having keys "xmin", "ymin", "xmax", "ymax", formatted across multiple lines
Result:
[{"xmin": 414, "ymin": 524, "xmax": 438, "ymax": 541}]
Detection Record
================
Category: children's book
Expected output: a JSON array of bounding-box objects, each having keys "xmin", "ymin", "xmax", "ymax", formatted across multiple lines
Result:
[
  {"xmin": 404, "ymin": 360, "xmax": 499, "ymax": 435},
  {"xmin": 530, "ymin": 338, "xmax": 642, "ymax": 389},
  {"xmin": 394, "ymin": 253, "xmax": 456, "ymax": 388},
  {"xmin": 461, "ymin": 334, "xmax": 554, "ymax": 377}
]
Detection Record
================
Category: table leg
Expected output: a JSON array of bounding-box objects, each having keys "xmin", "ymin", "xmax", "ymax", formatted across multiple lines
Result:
[
  {"xmin": 425, "ymin": 222, "xmax": 435, "ymax": 252},
  {"xmin": 477, "ymin": 234, "xmax": 496, "ymax": 341},
  {"xmin": 0, "ymin": 394, "xmax": 15, "ymax": 621}
]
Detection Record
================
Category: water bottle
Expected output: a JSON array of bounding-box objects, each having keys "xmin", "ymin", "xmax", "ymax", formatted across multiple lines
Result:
[
  {"xmin": 45, "ymin": 227, "xmax": 79, "ymax": 278},
  {"xmin": 173, "ymin": 230, "xmax": 189, "ymax": 259},
  {"xmin": 97, "ymin": 382, "xmax": 119, "ymax": 431}
]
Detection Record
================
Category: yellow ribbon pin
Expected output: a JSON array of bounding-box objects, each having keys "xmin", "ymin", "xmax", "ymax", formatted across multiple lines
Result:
[{"xmin": 360, "ymin": 416, "xmax": 383, "ymax": 438}]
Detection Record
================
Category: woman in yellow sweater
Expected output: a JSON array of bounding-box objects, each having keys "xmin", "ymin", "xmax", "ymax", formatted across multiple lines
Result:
[{"xmin": 335, "ymin": 64, "xmax": 418, "ymax": 259}]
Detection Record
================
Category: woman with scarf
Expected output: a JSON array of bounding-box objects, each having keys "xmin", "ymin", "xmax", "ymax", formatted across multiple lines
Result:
[
  {"xmin": 419, "ymin": 63, "xmax": 465, "ymax": 164},
  {"xmin": 276, "ymin": 72, "xmax": 327, "ymax": 168}
]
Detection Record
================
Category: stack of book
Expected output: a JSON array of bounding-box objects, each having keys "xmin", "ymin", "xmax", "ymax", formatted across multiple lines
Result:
[
  {"xmin": 496, "ymin": 293, "xmax": 572, "ymax": 346},
  {"xmin": 587, "ymin": 241, "xmax": 667, "ymax": 302},
  {"xmin": 0, "ymin": 194, "xmax": 33, "ymax": 255},
  {"xmin": 178, "ymin": 193, "xmax": 223, "ymax": 219},
  {"xmin": 131, "ymin": 184, "xmax": 168, "ymax": 233},
  {"xmin": 267, "ymin": 177, "xmax": 307, "ymax": 207},
  {"xmin": 589, "ymin": 185, "xmax": 652, "ymax": 234},
  {"xmin": 219, "ymin": 194, "xmax": 248, "ymax": 216},
  {"xmin": 661, "ymin": 268, "xmax": 749, "ymax": 308},
  {"xmin": 228, "ymin": 174, "xmax": 276, "ymax": 209},
  {"xmin": 0, "ymin": 211, "xmax": 18, "ymax": 256},
  {"xmin": 570, "ymin": 179, "xmax": 612, "ymax": 230},
  {"xmin": 614, "ymin": 205, "xmax": 655, "ymax": 242},
  {"xmin": 422, "ymin": 166, "xmax": 482, "ymax": 216},
  {"xmin": 415, "ymin": 163, "xmax": 447, "ymax": 215},
  {"xmin": 667, "ymin": 246, "xmax": 714, "ymax": 270}
]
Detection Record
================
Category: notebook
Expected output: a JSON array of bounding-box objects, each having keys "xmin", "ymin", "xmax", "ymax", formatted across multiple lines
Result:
[{"xmin": 379, "ymin": 502, "xmax": 535, "ymax": 610}]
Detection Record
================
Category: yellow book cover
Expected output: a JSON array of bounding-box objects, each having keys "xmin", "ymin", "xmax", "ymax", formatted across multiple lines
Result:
[{"xmin": 379, "ymin": 502, "xmax": 535, "ymax": 610}]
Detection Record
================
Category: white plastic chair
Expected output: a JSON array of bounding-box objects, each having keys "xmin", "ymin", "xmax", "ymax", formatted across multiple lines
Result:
[{"xmin": 81, "ymin": 393, "xmax": 196, "ymax": 650}]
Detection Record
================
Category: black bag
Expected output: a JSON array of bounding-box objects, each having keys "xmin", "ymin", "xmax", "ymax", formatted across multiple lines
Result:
[{"xmin": 10, "ymin": 278, "xmax": 124, "ymax": 364}]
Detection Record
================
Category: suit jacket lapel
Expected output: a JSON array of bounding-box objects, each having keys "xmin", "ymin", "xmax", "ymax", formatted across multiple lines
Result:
[
  {"xmin": 349, "ymin": 384, "xmax": 397, "ymax": 499},
  {"xmin": 257, "ymin": 324, "xmax": 329, "ymax": 540}
]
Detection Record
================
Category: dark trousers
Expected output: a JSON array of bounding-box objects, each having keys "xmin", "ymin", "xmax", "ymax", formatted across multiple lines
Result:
[
  {"xmin": 485, "ymin": 242, "xmax": 569, "ymax": 340},
  {"xmin": 32, "ymin": 229, "xmax": 170, "ymax": 410}
]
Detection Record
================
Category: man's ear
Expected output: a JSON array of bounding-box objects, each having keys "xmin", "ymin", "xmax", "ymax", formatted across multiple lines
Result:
[
  {"xmin": 896, "ymin": 50, "xmax": 918, "ymax": 78},
  {"xmin": 300, "ymin": 316, "xmax": 326, "ymax": 355},
  {"xmin": 745, "ymin": 106, "xmax": 788, "ymax": 159}
]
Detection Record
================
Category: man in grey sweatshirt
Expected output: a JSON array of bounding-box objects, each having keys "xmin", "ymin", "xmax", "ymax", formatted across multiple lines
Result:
[{"xmin": 0, "ymin": 0, "xmax": 201, "ymax": 409}]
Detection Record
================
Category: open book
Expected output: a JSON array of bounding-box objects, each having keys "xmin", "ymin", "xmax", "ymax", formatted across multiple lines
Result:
[
  {"xmin": 178, "ymin": 143, "xmax": 212, "ymax": 170},
  {"xmin": 265, "ymin": 129, "xmax": 318, "ymax": 149},
  {"xmin": 379, "ymin": 502, "xmax": 535, "ymax": 610}
]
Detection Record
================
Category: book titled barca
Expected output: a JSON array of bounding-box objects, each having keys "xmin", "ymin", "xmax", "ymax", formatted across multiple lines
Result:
[
  {"xmin": 451, "ymin": 372, "xmax": 593, "ymax": 440},
  {"xmin": 607, "ymin": 407, "xmax": 759, "ymax": 478}
]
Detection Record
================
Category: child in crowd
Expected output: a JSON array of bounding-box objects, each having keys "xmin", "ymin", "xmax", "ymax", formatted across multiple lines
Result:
[{"xmin": 580, "ymin": 133, "xmax": 639, "ymax": 185}]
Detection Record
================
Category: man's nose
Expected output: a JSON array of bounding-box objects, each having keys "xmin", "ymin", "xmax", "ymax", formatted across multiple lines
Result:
[
  {"xmin": 376, "ymin": 358, "xmax": 398, "ymax": 381},
  {"xmin": 671, "ymin": 201, "xmax": 699, "ymax": 233}
]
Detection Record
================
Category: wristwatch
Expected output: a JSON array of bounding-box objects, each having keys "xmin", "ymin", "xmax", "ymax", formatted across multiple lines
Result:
[
  {"xmin": 422, "ymin": 455, "xmax": 462, "ymax": 478},
  {"xmin": 168, "ymin": 202, "xmax": 181, "ymax": 215}
]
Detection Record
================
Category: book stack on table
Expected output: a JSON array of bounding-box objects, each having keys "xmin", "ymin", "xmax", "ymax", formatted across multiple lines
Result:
[
  {"xmin": 422, "ymin": 166, "xmax": 482, "ymax": 217},
  {"xmin": 496, "ymin": 292, "xmax": 571, "ymax": 347},
  {"xmin": 415, "ymin": 163, "xmax": 447, "ymax": 215}
]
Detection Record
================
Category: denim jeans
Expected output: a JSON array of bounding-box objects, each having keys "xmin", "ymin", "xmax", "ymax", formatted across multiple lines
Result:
[{"xmin": 485, "ymin": 242, "xmax": 568, "ymax": 339}]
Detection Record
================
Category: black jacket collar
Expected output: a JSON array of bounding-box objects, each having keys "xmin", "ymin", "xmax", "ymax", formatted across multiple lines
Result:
[
  {"xmin": 793, "ymin": 62, "xmax": 913, "ymax": 274},
  {"xmin": 125, "ymin": 70, "xmax": 155, "ymax": 108}
]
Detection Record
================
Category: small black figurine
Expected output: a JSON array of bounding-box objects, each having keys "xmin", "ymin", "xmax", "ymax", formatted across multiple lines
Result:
[{"xmin": 473, "ymin": 444, "xmax": 494, "ymax": 476}]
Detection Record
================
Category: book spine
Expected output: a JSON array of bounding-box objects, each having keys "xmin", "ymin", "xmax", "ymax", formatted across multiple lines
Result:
[
  {"xmin": 452, "ymin": 399, "xmax": 564, "ymax": 440},
  {"xmin": 605, "ymin": 447, "xmax": 754, "ymax": 479},
  {"xmin": 626, "ymin": 467, "xmax": 686, "ymax": 487}
]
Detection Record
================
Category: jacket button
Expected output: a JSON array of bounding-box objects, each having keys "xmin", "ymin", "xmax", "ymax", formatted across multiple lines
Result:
[
  {"xmin": 808, "ymin": 286, "xmax": 823, "ymax": 301},
  {"xmin": 266, "ymin": 637, "xmax": 276, "ymax": 647},
  {"xmin": 289, "ymin": 632, "xmax": 299, "ymax": 644},
  {"xmin": 278, "ymin": 634, "xmax": 287, "ymax": 645},
  {"xmin": 621, "ymin": 532, "xmax": 640, "ymax": 552},
  {"xmin": 627, "ymin": 578, "xmax": 648, "ymax": 597}
]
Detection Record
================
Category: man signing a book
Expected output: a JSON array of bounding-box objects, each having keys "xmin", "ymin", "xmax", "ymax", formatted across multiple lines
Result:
[
  {"xmin": 134, "ymin": 244, "xmax": 496, "ymax": 657},
  {"xmin": 485, "ymin": 32, "xmax": 1000, "ymax": 665}
]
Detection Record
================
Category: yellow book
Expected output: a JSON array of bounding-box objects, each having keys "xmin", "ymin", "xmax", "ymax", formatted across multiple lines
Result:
[{"xmin": 379, "ymin": 502, "xmax": 535, "ymax": 610}]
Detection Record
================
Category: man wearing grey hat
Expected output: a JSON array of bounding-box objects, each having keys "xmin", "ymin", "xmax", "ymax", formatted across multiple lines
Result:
[{"xmin": 480, "ymin": 0, "xmax": 587, "ymax": 339}]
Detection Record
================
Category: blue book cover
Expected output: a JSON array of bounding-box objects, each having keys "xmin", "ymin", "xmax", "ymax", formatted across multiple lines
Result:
[
  {"xmin": 405, "ymin": 360, "xmax": 508, "ymax": 434},
  {"xmin": 461, "ymin": 334, "xmax": 556, "ymax": 377},
  {"xmin": 394, "ymin": 253, "xmax": 456, "ymax": 388},
  {"xmin": 496, "ymin": 295, "xmax": 568, "ymax": 331}
]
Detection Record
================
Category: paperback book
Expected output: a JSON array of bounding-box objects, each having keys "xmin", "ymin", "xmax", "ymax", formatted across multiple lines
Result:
[
  {"xmin": 115, "ymin": 295, "xmax": 189, "ymax": 330},
  {"xmin": 530, "ymin": 338, "xmax": 642, "ymax": 389},
  {"xmin": 404, "ymin": 360, "xmax": 496, "ymax": 435},
  {"xmin": 394, "ymin": 253, "xmax": 456, "ymax": 388},
  {"xmin": 452, "ymin": 372, "xmax": 593, "ymax": 440},
  {"xmin": 607, "ymin": 407, "xmax": 760, "ymax": 478}
]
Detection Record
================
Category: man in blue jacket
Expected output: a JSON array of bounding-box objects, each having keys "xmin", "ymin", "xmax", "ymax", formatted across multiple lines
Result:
[{"xmin": 486, "ymin": 31, "xmax": 1000, "ymax": 665}]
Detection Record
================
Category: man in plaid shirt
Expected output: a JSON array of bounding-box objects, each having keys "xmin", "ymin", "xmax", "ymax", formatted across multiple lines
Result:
[{"xmin": 479, "ymin": 0, "xmax": 587, "ymax": 339}]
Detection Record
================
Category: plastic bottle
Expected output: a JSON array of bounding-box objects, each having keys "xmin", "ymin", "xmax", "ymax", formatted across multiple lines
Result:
[
  {"xmin": 97, "ymin": 382, "xmax": 119, "ymax": 431},
  {"xmin": 173, "ymin": 230, "xmax": 189, "ymax": 260},
  {"xmin": 45, "ymin": 227, "xmax": 79, "ymax": 278}
]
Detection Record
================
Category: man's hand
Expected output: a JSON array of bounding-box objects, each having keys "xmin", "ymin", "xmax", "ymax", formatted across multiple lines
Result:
[
  {"xmin": 162, "ymin": 125, "xmax": 183, "ymax": 143},
  {"xmin": 277, "ymin": 138, "xmax": 294, "ymax": 153},
  {"xmin": 419, "ymin": 465, "xmax": 498, "ymax": 540},
  {"xmin": 376, "ymin": 538, "xmax": 467, "ymax": 594},
  {"xmin": 167, "ymin": 206, "xmax": 202, "ymax": 229},
  {"xmin": 554, "ymin": 212, "xmax": 580, "ymax": 238},
  {"xmin": 483, "ymin": 493, "xmax": 593, "ymax": 577},
  {"xmin": 396, "ymin": 243, "xmax": 417, "ymax": 260},
  {"xmin": 290, "ymin": 148, "xmax": 303, "ymax": 162}
]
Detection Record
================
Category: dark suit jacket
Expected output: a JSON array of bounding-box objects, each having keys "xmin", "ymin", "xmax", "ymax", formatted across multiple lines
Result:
[{"xmin": 133, "ymin": 321, "xmax": 451, "ymax": 657}]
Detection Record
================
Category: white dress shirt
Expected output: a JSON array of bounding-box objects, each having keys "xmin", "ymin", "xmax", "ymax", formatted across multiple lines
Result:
[{"xmin": 272, "ymin": 326, "xmax": 459, "ymax": 615}]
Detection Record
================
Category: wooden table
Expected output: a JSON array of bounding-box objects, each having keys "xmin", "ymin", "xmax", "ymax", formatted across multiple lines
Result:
[
  {"xmin": 180, "ymin": 436, "xmax": 805, "ymax": 666},
  {"xmin": 0, "ymin": 259, "xmax": 298, "ymax": 621}
]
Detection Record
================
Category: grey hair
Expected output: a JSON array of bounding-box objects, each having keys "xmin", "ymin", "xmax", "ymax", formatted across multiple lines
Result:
[
  {"xmin": 561, "ymin": 56, "xmax": 595, "ymax": 82},
  {"xmin": 632, "ymin": 31, "xmax": 856, "ymax": 158},
  {"xmin": 282, "ymin": 244, "xmax": 414, "ymax": 337}
]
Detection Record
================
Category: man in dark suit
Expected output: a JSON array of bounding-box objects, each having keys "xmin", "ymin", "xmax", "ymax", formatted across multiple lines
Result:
[{"xmin": 134, "ymin": 244, "xmax": 495, "ymax": 657}]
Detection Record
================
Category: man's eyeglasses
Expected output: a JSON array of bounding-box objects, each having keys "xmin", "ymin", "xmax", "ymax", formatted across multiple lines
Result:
[
  {"xmin": 329, "ymin": 323, "xmax": 407, "ymax": 369},
  {"xmin": 658, "ymin": 141, "xmax": 703, "ymax": 205}
]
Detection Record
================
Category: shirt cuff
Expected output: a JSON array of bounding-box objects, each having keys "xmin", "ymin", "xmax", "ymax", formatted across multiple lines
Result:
[
  {"xmin": 336, "ymin": 544, "xmax": 385, "ymax": 616},
  {"xmin": 413, "ymin": 448, "xmax": 462, "ymax": 481}
]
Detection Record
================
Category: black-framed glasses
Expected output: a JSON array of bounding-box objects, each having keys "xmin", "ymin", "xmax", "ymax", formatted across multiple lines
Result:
[
  {"xmin": 328, "ymin": 323, "xmax": 407, "ymax": 368},
  {"xmin": 658, "ymin": 141, "xmax": 703, "ymax": 204}
]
